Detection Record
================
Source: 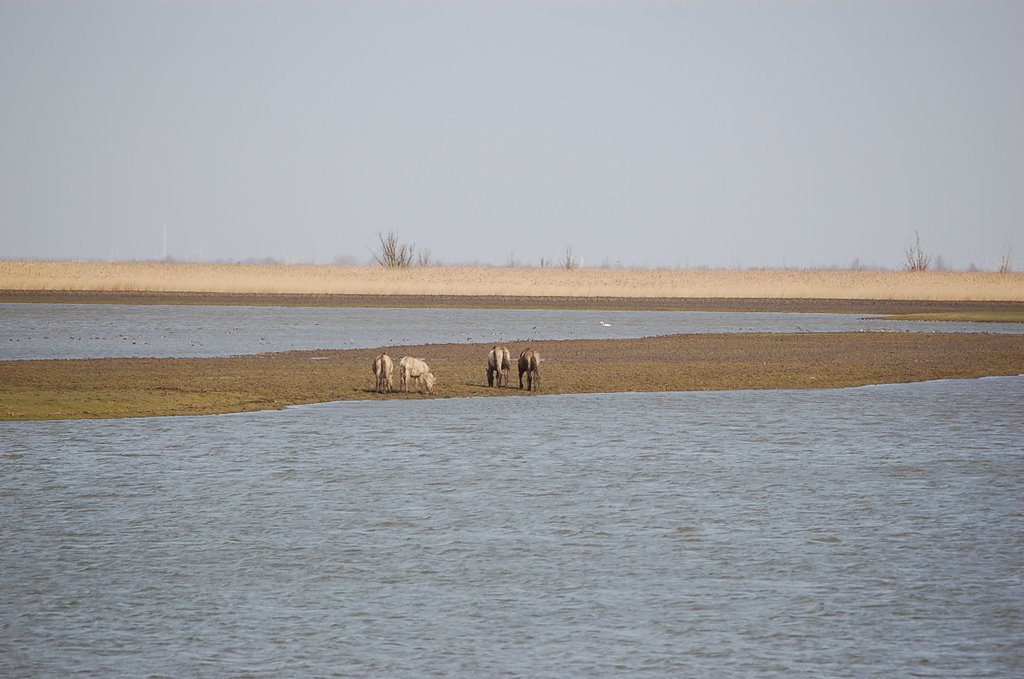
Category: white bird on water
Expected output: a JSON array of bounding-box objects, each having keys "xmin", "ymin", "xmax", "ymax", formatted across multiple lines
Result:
[{"xmin": 600, "ymin": 321, "xmax": 612, "ymax": 327}]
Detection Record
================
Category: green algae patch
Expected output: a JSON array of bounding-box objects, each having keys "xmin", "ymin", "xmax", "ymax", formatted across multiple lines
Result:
[{"xmin": 874, "ymin": 311, "xmax": 1024, "ymax": 323}]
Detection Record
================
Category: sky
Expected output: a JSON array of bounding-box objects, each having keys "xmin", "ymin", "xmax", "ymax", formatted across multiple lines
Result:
[{"xmin": 1, "ymin": 0, "xmax": 1021, "ymax": 270}]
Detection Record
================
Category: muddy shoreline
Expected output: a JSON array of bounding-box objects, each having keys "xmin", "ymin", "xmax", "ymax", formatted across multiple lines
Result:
[
  {"xmin": 4, "ymin": 332, "xmax": 1023, "ymax": 420},
  {"xmin": 3, "ymin": 289, "xmax": 1023, "ymax": 315}
]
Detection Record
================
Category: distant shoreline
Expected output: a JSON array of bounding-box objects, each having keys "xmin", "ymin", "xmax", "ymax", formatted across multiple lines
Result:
[{"xmin": 2, "ymin": 288, "xmax": 1023, "ymax": 319}]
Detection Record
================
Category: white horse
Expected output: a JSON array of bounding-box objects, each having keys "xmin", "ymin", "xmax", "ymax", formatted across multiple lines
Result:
[
  {"xmin": 518, "ymin": 348, "xmax": 540, "ymax": 391},
  {"xmin": 487, "ymin": 345, "xmax": 511, "ymax": 387},
  {"xmin": 399, "ymin": 356, "xmax": 435, "ymax": 393},
  {"xmin": 372, "ymin": 352, "xmax": 394, "ymax": 393}
]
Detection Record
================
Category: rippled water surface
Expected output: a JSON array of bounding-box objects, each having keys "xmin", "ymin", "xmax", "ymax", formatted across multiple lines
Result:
[
  {"xmin": 3, "ymin": 303, "xmax": 1021, "ymax": 360},
  {"xmin": 3, "ymin": 377, "xmax": 1022, "ymax": 677}
]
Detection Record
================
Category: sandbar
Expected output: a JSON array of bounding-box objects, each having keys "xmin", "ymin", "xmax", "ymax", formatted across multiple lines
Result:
[{"xmin": 3, "ymin": 331, "xmax": 1022, "ymax": 420}]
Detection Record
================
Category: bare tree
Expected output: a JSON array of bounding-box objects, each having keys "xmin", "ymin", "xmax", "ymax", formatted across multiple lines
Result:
[
  {"xmin": 561, "ymin": 244, "xmax": 581, "ymax": 270},
  {"xmin": 999, "ymin": 243, "xmax": 1014, "ymax": 274},
  {"xmin": 904, "ymin": 231, "xmax": 931, "ymax": 272},
  {"xmin": 372, "ymin": 231, "xmax": 415, "ymax": 268}
]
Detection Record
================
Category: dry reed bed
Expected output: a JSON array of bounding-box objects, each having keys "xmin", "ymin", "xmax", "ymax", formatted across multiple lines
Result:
[{"xmin": 3, "ymin": 260, "xmax": 1023, "ymax": 301}]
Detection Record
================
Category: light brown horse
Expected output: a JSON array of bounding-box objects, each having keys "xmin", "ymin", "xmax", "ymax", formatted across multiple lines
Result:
[
  {"xmin": 487, "ymin": 345, "xmax": 511, "ymax": 387},
  {"xmin": 372, "ymin": 352, "xmax": 394, "ymax": 393},
  {"xmin": 518, "ymin": 348, "xmax": 540, "ymax": 391},
  {"xmin": 399, "ymin": 356, "xmax": 436, "ymax": 393}
]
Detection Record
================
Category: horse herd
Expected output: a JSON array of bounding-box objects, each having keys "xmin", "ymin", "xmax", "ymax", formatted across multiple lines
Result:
[{"xmin": 372, "ymin": 346, "xmax": 541, "ymax": 395}]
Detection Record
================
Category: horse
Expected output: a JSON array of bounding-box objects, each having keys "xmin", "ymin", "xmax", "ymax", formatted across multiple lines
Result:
[
  {"xmin": 399, "ymin": 356, "xmax": 436, "ymax": 393},
  {"xmin": 487, "ymin": 345, "xmax": 511, "ymax": 387},
  {"xmin": 372, "ymin": 352, "xmax": 394, "ymax": 393},
  {"xmin": 518, "ymin": 348, "xmax": 540, "ymax": 391}
]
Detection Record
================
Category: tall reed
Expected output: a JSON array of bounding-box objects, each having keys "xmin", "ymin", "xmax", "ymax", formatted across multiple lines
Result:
[{"xmin": 1, "ymin": 260, "xmax": 1022, "ymax": 301}]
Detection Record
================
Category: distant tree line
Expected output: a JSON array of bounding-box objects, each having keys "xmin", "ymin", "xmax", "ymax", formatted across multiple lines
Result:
[
  {"xmin": 904, "ymin": 231, "xmax": 1013, "ymax": 273},
  {"xmin": 369, "ymin": 230, "xmax": 1016, "ymax": 273}
]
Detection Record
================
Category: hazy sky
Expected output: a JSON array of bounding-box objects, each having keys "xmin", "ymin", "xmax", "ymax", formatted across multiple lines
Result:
[{"xmin": 2, "ymin": 1, "xmax": 1021, "ymax": 269}]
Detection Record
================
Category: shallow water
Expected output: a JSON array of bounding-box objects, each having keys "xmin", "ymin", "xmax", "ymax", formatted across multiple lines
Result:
[
  {"xmin": 2, "ymin": 303, "xmax": 1021, "ymax": 360},
  {"xmin": 2, "ymin": 377, "xmax": 1022, "ymax": 677}
]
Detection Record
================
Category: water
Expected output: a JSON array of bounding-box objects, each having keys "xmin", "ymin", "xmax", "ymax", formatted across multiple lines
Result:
[
  {"xmin": 2, "ymin": 377, "xmax": 1022, "ymax": 677},
  {"xmin": 3, "ymin": 303, "xmax": 1021, "ymax": 360}
]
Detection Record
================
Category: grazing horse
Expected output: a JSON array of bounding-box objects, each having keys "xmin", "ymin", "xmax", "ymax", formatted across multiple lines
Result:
[
  {"xmin": 372, "ymin": 352, "xmax": 394, "ymax": 393},
  {"xmin": 487, "ymin": 345, "xmax": 511, "ymax": 387},
  {"xmin": 518, "ymin": 348, "xmax": 540, "ymax": 391},
  {"xmin": 399, "ymin": 356, "xmax": 436, "ymax": 393}
]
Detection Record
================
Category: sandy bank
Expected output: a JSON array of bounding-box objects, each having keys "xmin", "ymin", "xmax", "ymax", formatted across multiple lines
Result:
[{"xmin": 4, "ymin": 332, "xmax": 1023, "ymax": 420}]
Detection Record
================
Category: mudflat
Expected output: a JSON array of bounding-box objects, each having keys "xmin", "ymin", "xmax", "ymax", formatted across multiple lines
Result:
[
  {"xmin": 4, "ymin": 332, "xmax": 1023, "ymax": 420},
  {"xmin": 4, "ymin": 289, "xmax": 1024, "ymax": 319}
]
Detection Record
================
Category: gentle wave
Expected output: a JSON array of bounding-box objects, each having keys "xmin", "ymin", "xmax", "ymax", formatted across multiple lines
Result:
[{"xmin": 2, "ymin": 377, "xmax": 1022, "ymax": 676}]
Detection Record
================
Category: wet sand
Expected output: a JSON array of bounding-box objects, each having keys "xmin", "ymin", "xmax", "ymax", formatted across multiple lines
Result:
[
  {"xmin": 3, "ymin": 289, "xmax": 1023, "ymax": 315},
  {"xmin": 3, "ymin": 331, "xmax": 1023, "ymax": 420}
]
